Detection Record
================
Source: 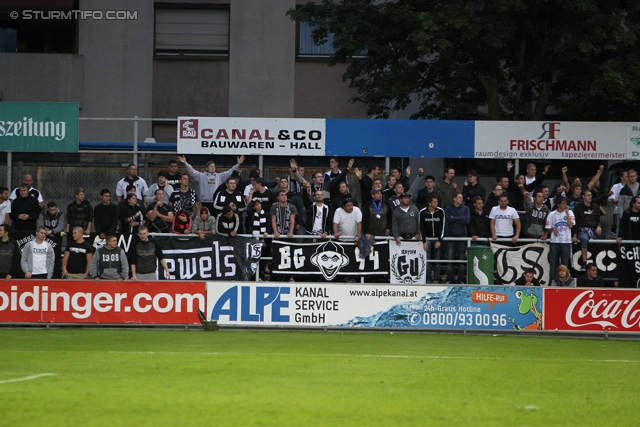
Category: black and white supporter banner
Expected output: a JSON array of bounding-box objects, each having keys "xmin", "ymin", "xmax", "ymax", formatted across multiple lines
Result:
[
  {"xmin": 389, "ymin": 241, "xmax": 427, "ymax": 284},
  {"xmin": 490, "ymin": 242, "xmax": 550, "ymax": 285},
  {"xmin": 272, "ymin": 240, "xmax": 389, "ymax": 281},
  {"xmin": 153, "ymin": 235, "xmax": 259, "ymax": 281},
  {"xmin": 617, "ymin": 243, "xmax": 640, "ymax": 288}
]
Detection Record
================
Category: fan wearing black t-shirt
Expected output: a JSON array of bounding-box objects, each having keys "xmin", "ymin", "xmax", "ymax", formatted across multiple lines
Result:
[{"xmin": 62, "ymin": 226, "xmax": 95, "ymax": 279}]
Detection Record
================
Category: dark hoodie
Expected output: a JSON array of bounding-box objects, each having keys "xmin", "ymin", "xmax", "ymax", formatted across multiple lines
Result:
[
  {"xmin": 172, "ymin": 210, "xmax": 193, "ymax": 234},
  {"xmin": 0, "ymin": 237, "xmax": 21, "ymax": 277}
]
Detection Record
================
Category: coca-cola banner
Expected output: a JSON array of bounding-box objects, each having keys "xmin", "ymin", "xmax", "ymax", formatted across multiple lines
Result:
[{"xmin": 543, "ymin": 288, "xmax": 640, "ymax": 332}]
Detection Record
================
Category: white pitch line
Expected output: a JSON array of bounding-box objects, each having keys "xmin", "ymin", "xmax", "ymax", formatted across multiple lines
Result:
[
  {"xmin": 3, "ymin": 349, "xmax": 640, "ymax": 363},
  {"xmin": 97, "ymin": 351, "xmax": 640, "ymax": 363},
  {"xmin": 0, "ymin": 373, "xmax": 58, "ymax": 385}
]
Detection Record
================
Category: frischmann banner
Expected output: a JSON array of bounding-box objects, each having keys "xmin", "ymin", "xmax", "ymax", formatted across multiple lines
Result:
[
  {"xmin": 177, "ymin": 117, "xmax": 326, "ymax": 156},
  {"xmin": 474, "ymin": 121, "xmax": 627, "ymax": 160},
  {"xmin": 207, "ymin": 283, "xmax": 544, "ymax": 331},
  {"xmin": 0, "ymin": 102, "xmax": 78, "ymax": 152},
  {"xmin": 544, "ymin": 288, "xmax": 640, "ymax": 332},
  {"xmin": 0, "ymin": 280, "xmax": 206, "ymax": 324}
]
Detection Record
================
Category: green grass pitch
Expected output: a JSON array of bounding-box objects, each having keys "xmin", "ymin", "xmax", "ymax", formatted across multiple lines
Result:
[{"xmin": 0, "ymin": 329, "xmax": 639, "ymax": 426}]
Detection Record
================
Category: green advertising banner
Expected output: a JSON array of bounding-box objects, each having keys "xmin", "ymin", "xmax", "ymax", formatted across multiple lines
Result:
[{"xmin": 0, "ymin": 102, "xmax": 78, "ymax": 152}]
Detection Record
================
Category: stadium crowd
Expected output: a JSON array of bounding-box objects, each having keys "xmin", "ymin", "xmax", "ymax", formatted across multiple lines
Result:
[{"xmin": 0, "ymin": 156, "xmax": 637, "ymax": 287}]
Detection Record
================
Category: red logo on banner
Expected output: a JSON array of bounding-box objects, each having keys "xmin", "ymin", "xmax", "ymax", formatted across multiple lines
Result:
[
  {"xmin": 180, "ymin": 119, "xmax": 198, "ymax": 139},
  {"xmin": 0, "ymin": 280, "xmax": 206, "ymax": 325},
  {"xmin": 544, "ymin": 288, "xmax": 640, "ymax": 332}
]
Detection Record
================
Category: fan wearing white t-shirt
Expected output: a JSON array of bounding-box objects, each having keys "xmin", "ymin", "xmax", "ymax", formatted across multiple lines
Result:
[
  {"xmin": 20, "ymin": 226, "xmax": 55, "ymax": 279},
  {"xmin": 544, "ymin": 195, "xmax": 575, "ymax": 283},
  {"xmin": 333, "ymin": 199, "xmax": 362, "ymax": 241},
  {"xmin": 489, "ymin": 193, "xmax": 521, "ymax": 244}
]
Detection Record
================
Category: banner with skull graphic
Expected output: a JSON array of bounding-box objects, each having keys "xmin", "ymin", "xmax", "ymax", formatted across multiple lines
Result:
[{"xmin": 271, "ymin": 240, "xmax": 390, "ymax": 281}]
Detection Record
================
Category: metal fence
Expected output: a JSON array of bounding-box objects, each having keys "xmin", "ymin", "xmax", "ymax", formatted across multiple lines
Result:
[{"xmin": 2, "ymin": 159, "xmax": 335, "ymax": 216}]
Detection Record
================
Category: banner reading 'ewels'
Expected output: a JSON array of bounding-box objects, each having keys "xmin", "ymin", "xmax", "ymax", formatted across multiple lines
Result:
[
  {"xmin": 207, "ymin": 283, "xmax": 543, "ymax": 331},
  {"xmin": 0, "ymin": 280, "xmax": 206, "ymax": 324},
  {"xmin": 544, "ymin": 288, "xmax": 640, "ymax": 332},
  {"xmin": 474, "ymin": 121, "xmax": 627, "ymax": 159},
  {"xmin": 177, "ymin": 117, "xmax": 326, "ymax": 156}
]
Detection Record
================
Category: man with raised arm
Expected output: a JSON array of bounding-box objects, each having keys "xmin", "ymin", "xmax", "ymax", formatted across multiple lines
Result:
[{"xmin": 179, "ymin": 154, "xmax": 245, "ymax": 212}]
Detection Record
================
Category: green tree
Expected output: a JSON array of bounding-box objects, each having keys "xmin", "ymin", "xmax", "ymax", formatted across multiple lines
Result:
[{"xmin": 288, "ymin": 0, "xmax": 640, "ymax": 121}]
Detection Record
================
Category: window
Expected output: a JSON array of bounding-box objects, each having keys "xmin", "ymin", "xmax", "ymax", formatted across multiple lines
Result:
[
  {"xmin": 297, "ymin": 21, "xmax": 367, "ymax": 60},
  {"xmin": 299, "ymin": 21, "xmax": 334, "ymax": 57},
  {"xmin": 0, "ymin": 0, "xmax": 76, "ymax": 53},
  {"xmin": 0, "ymin": 17, "xmax": 76, "ymax": 53},
  {"xmin": 154, "ymin": 5, "xmax": 229, "ymax": 58},
  {"xmin": 0, "ymin": 28, "xmax": 16, "ymax": 52}
]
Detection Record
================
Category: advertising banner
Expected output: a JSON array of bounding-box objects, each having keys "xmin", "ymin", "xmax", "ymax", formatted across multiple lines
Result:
[
  {"xmin": 207, "ymin": 283, "xmax": 544, "ymax": 331},
  {"xmin": 474, "ymin": 121, "xmax": 627, "ymax": 160},
  {"xmin": 627, "ymin": 123, "xmax": 640, "ymax": 159},
  {"xmin": 544, "ymin": 288, "xmax": 640, "ymax": 332},
  {"xmin": 271, "ymin": 240, "xmax": 389, "ymax": 280},
  {"xmin": 389, "ymin": 240, "xmax": 427, "ymax": 284},
  {"xmin": 0, "ymin": 280, "xmax": 206, "ymax": 324},
  {"xmin": 0, "ymin": 102, "xmax": 78, "ymax": 152},
  {"xmin": 177, "ymin": 117, "xmax": 326, "ymax": 156}
]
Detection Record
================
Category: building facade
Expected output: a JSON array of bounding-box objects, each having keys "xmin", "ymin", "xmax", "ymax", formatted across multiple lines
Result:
[{"xmin": 0, "ymin": 0, "xmax": 368, "ymax": 143}]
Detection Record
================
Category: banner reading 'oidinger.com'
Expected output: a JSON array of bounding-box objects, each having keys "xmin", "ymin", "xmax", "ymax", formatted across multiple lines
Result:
[
  {"xmin": 207, "ymin": 283, "xmax": 543, "ymax": 331},
  {"xmin": 0, "ymin": 280, "xmax": 206, "ymax": 324}
]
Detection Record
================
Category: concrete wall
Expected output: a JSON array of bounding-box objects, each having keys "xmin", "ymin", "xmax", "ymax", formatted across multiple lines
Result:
[
  {"xmin": 295, "ymin": 62, "xmax": 368, "ymax": 118},
  {"xmin": 229, "ymin": 0, "xmax": 296, "ymax": 117},
  {"xmin": 0, "ymin": 53, "xmax": 84, "ymax": 105},
  {"xmin": 152, "ymin": 59, "xmax": 229, "ymax": 142},
  {"xmin": 153, "ymin": 60, "xmax": 229, "ymax": 118},
  {"xmin": 78, "ymin": 0, "xmax": 154, "ymax": 142}
]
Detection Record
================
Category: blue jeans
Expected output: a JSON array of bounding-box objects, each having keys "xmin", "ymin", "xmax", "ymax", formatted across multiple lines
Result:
[
  {"xmin": 425, "ymin": 240, "xmax": 441, "ymax": 282},
  {"xmin": 445, "ymin": 240, "xmax": 467, "ymax": 283},
  {"xmin": 577, "ymin": 228, "xmax": 594, "ymax": 248},
  {"xmin": 548, "ymin": 243, "xmax": 572, "ymax": 283}
]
